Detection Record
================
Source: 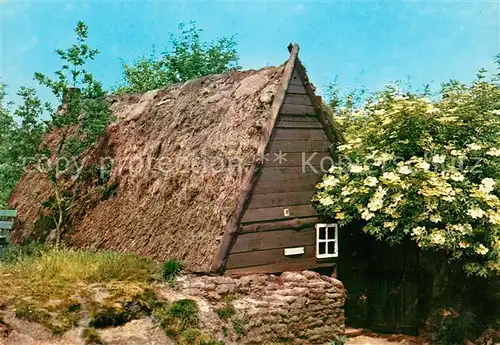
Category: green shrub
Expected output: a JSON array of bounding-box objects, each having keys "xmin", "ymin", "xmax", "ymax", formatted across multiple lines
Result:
[
  {"xmin": 432, "ymin": 310, "xmax": 476, "ymax": 345},
  {"xmin": 82, "ymin": 327, "xmax": 104, "ymax": 345},
  {"xmin": 14, "ymin": 299, "xmax": 81, "ymax": 335},
  {"xmin": 169, "ymin": 299, "xmax": 198, "ymax": 330},
  {"xmin": 329, "ymin": 335, "xmax": 348, "ymax": 345},
  {"xmin": 215, "ymin": 303, "xmax": 235, "ymax": 321},
  {"xmin": 231, "ymin": 318, "xmax": 245, "ymax": 336},
  {"xmin": 162, "ymin": 259, "xmax": 183, "ymax": 280},
  {"xmin": 0, "ymin": 243, "xmax": 47, "ymax": 264},
  {"xmin": 180, "ymin": 328, "xmax": 203, "ymax": 344}
]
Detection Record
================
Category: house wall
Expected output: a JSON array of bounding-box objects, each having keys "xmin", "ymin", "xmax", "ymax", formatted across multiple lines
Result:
[
  {"xmin": 179, "ymin": 271, "xmax": 345, "ymax": 344},
  {"xmin": 224, "ymin": 66, "xmax": 336, "ymax": 275}
]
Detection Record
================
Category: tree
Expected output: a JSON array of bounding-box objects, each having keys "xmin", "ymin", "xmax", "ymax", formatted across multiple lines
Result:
[
  {"xmin": 34, "ymin": 21, "xmax": 112, "ymax": 246},
  {"xmin": 116, "ymin": 22, "xmax": 240, "ymax": 94},
  {"xmin": 0, "ymin": 85, "xmax": 46, "ymax": 207},
  {"xmin": 316, "ymin": 66, "xmax": 500, "ymax": 277}
]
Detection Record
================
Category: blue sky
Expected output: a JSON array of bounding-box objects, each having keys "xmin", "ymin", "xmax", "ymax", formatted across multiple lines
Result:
[{"xmin": 1, "ymin": 1, "xmax": 499, "ymax": 106}]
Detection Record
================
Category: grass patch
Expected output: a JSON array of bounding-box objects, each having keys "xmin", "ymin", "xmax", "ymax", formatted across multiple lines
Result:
[
  {"xmin": 179, "ymin": 328, "xmax": 224, "ymax": 345},
  {"xmin": 153, "ymin": 298, "xmax": 204, "ymax": 340},
  {"xmin": 82, "ymin": 327, "xmax": 104, "ymax": 345},
  {"xmin": 0, "ymin": 243, "xmax": 47, "ymax": 264},
  {"xmin": 14, "ymin": 299, "xmax": 82, "ymax": 335},
  {"xmin": 0, "ymin": 247, "xmax": 160, "ymax": 304},
  {"xmin": 88, "ymin": 288, "xmax": 158, "ymax": 328},
  {"xmin": 0, "ymin": 247, "xmax": 160, "ymax": 334},
  {"xmin": 215, "ymin": 303, "xmax": 235, "ymax": 321},
  {"xmin": 231, "ymin": 318, "xmax": 245, "ymax": 336},
  {"xmin": 162, "ymin": 259, "xmax": 183, "ymax": 281}
]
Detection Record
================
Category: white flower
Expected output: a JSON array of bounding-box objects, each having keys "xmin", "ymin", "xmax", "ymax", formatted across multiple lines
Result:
[
  {"xmin": 379, "ymin": 153, "xmax": 394, "ymax": 162},
  {"xmin": 320, "ymin": 196, "xmax": 334, "ymax": 206},
  {"xmin": 383, "ymin": 222, "xmax": 397, "ymax": 231},
  {"xmin": 364, "ymin": 176, "xmax": 379, "ymax": 187},
  {"xmin": 368, "ymin": 198, "xmax": 384, "ymax": 212},
  {"xmin": 480, "ymin": 178, "xmax": 496, "ymax": 193},
  {"xmin": 467, "ymin": 143, "xmax": 482, "ymax": 151},
  {"xmin": 432, "ymin": 155, "xmax": 446, "ymax": 164},
  {"xmin": 397, "ymin": 165, "xmax": 412, "ymax": 175},
  {"xmin": 449, "ymin": 172, "xmax": 465, "ymax": 182},
  {"xmin": 341, "ymin": 186, "xmax": 354, "ymax": 196},
  {"xmin": 413, "ymin": 158, "xmax": 430, "ymax": 171},
  {"xmin": 467, "ymin": 207, "xmax": 485, "ymax": 219},
  {"xmin": 350, "ymin": 165, "xmax": 366, "ymax": 173},
  {"xmin": 490, "ymin": 109, "xmax": 500, "ymax": 115},
  {"xmin": 323, "ymin": 176, "xmax": 340, "ymax": 187},
  {"xmin": 430, "ymin": 232, "xmax": 446, "ymax": 245},
  {"xmin": 442, "ymin": 195, "xmax": 455, "ymax": 202},
  {"xmin": 430, "ymin": 214, "xmax": 442, "ymax": 223},
  {"xmin": 426, "ymin": 106, "xmax": 440, "ymax": 114},
  {"xmin": 475, "ymin": 244, "xmax": 489, "ymax": 255},
  {"xmin": 337, "ymin": 144, "xmax": 353, "ymax": 152},
  {"xmin": 488, "ymin": 212, "xmax": 500, "ymax": 225},
  {"xmin": 412, "ymin": 226, "xmax": 426, "ymax": 237},
  {"xmin": 459, "ymin": 241, "xmax": 470, "ymax": 248},
  {"xmin": 361, "ymin": 209, "xmax": 375, "ymax": 220},
  {"xmin": 486, "ymin": 148, "xmax": 500, "ymax": 157},
  {"xmin": 382, "ymin": 172, "xmax": 400, "ymax": 183},
  {"xmin": 450, "ymin": 150, "xmax": 465, "ymax": 157},
  {"xmin": 335, "ymin": 212, "xmax": 345, "ymax": 220}
]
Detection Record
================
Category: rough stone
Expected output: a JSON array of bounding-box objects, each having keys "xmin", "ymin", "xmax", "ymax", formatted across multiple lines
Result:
[{"xmin": 177, "ymin": 270, "xmax": 345, "ymax": 344}]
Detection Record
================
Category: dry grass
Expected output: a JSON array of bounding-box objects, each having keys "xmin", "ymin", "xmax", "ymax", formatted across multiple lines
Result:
[
  {"xmin": 0, "ymin": 247, "xmax": 159, "ymax": 304},
  {"xmin": 0, "ymin": 247, "xmax": 160, "ymax": 333}
]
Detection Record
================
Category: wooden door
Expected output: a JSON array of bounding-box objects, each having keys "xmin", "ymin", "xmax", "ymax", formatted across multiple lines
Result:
[
  {"xmin": 338, "ymin": 225, "xmax": 420, "ymax": 335},
  {"xmin": 368, "ymin": 239, "xmax": 420, "ymax": 335}
]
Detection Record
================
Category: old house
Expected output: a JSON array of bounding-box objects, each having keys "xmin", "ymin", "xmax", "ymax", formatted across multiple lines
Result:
[
  {"xmin": 10, "ymin": 44, "xmax": 426, "ymax": 336},
  {"xmin": 11, "ymin": 44, "xmax": 343, "ymax": 276}
]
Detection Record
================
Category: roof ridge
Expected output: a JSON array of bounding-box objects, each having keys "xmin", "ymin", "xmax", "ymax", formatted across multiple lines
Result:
[{"xmin": 210, "ymin": 44, "xmax": 300, "ymax": 273}]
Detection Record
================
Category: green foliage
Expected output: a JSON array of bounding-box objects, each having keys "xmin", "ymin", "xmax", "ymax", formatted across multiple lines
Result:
[
  {"xmin": 179, "ymin": 328, "xmax": 224, "ymax": 345},
  {"xmin": 0, "ymin": 243, "xmax": 47, "ymax": 264},
  {"xmin": 162, "ymin": 259, "xmax": 183, "ymax": 280},
  {"xmin": 431, "ymin": 309, "xmax": 476, "ymax": 345},
  {"xmin": 215, "ymin": 303, "xmax": 235, "ymax": 321},
  {"xmin": 153, "ymin": 298, "xmax": 201, "ymax": 340},
  {"xmin": 231, "ymin": 318, "xmax": 245, "ymax": 336},
  {"xmin": 14, "ymin": 299, "xmax": 82, "ymax": 335},
  {"xmin": 169, "ymin": 299, "xmax": 199, "ymax": 330},
  {"xmin": 328, "ymin": 335, "xmax": 348, "ymax": 345},
  {"xmin": 116, "ymin": 22, "xmax": 240, "ymax": 94},
  {"xmin": 82, "ymin": 327, "xmax": 104, "ymax": 345},
  {"xmin": 0, "ymin": 85, "xmax": 46, "ymax": 207},
  {"xmin": 317, "ymin": 65, "xmax": 500, "ymax": 276},
  {"xmin": 33, "ymin": 21, "xmax": 113, "ymax": 246}
]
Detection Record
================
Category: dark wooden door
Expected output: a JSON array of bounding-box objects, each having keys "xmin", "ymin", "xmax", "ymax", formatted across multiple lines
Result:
[
  {"xmin": 368, "ymin": 239, "xmax": 419, "ymax": 335},
  {"xmin": 338, "ymin": 225, "xmax": 420, "ymax": 335}
]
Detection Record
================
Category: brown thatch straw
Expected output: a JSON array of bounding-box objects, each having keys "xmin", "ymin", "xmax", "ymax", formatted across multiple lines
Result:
[{"xmin": 10, "ymin": 66, "xmax": 285, "ymax": 272}]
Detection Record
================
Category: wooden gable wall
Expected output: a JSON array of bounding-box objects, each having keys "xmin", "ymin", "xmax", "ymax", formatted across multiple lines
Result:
[{"xmin": 224, "ymin": 65, "xmax": 335, "ymax": 275}]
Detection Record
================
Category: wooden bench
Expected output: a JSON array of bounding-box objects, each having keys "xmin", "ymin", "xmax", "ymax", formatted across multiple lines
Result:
[{"xmin": 0, "ymin": 210, "xmax": 17, "ymax": 246}]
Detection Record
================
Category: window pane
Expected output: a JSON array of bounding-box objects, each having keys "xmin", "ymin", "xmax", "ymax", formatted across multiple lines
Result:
[
  {"xmin": 319, "ymin": 242, "xmax": 326, "ymax": 254},
  {"xmin": 327, "ymin": 226, "xmax": 336, "ymax": 239},
  {"xmin": 327, "ymin": 241, "xmax": 336, "ymax": 254},
  {"xmin": 318, "ymin": 227, "xmax": 326, "ymax": 240}
]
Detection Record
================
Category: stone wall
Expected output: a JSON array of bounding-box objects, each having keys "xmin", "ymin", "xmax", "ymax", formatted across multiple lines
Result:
[{"xmin": 176, "ymin": 270, "xmax": 345, "ymax": 344}]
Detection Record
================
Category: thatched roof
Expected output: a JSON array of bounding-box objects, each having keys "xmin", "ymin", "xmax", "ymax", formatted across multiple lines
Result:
[{"xmin": 10, "ymin": 65, "xmax": 286, "ymax": 272}]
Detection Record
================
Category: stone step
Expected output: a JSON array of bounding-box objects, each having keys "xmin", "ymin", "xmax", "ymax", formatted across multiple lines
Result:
[{"xmin": 344, "ymin": 328, "xmax": 366, "ymax": 338}]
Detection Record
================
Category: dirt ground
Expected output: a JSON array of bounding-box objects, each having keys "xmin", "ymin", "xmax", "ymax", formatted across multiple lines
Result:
[{"xmin": 346, "ymin": 334, "xmax": 426, "ymax": 345}]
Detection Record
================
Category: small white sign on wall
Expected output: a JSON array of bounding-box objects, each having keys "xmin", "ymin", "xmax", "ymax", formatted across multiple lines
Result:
[{"xmin": 284, "ymin": 247, "xmax": 305, "ymax": 256}]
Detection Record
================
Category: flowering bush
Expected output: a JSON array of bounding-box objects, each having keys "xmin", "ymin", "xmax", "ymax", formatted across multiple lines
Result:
[{"xmin": 315, "ymin": 72, "xmax": 500, "ymax": 277}]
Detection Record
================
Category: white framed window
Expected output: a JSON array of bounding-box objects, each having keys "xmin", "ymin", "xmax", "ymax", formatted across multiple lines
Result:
[{"xmin": 315, "ymin": 223, "xmax": 338, "ymax": 259}]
